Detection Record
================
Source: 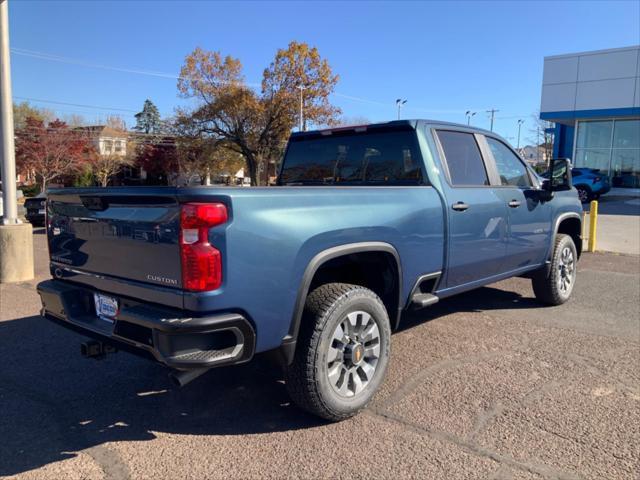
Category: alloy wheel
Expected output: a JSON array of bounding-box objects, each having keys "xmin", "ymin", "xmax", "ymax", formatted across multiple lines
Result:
[{"xmin": 326, "ymin": 311, "xmax": 381, "ymax": 398}]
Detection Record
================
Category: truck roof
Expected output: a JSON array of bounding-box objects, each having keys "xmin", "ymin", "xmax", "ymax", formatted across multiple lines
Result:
[{"xmin": 290, "ymin": 119, "xmax": 498, "ymax": 139}]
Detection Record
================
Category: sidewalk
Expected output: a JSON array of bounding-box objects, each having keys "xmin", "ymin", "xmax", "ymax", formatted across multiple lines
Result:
[{"xmin": 583, "ymin": 194, "xmax": 640, "ymax": 255}]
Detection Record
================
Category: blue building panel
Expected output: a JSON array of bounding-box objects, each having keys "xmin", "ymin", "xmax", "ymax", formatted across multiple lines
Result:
[
  {"xmin": 552, "ymin": 124, "xmax": 575, "ymax": 160},
  {"xmin": 541, "ymin": 107, "xmax": 640, "ymax": 122}
]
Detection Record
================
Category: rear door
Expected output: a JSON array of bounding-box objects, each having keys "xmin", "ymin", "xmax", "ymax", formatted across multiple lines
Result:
[
  {"xmin": 482, "ymin": 136, "xmax": 552, "ymax": 269},
  {"xmin": 47, "ymin": 190, "xmax": 183, "ymax": 288},
  {"xmin": 434, "ymin": 129, "xmax": 509, "ymax": 288}
]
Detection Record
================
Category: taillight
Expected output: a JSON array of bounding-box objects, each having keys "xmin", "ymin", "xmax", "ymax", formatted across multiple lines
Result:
[{"xmin": 180, "ymin": 203, "xmax": 228, "ymax": 291}]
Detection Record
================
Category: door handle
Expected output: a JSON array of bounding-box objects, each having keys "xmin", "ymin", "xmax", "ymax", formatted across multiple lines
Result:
[
  {"xmin": 508, "ymin": 199, "xmax": 521, "ymax": 208},
  {"xmin": 451, "ymin": 202, "xmax": 469, "ymax": 211}
]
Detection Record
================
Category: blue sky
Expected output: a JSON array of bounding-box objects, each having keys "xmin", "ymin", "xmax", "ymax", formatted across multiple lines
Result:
[{"xmin": 8, "ymin": 0, "xmax": 640, "ymax": 145}]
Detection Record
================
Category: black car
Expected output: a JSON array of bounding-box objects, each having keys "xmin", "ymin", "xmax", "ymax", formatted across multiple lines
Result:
[{"xmin": 24, "ymin": 193, "xmax": 46, "ymax": 226}]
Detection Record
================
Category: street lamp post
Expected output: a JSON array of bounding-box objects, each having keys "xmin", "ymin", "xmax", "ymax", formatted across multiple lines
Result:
[
  {"xmin": 517, "ymin": 119, "xmax": 524, "ymax": 149},
  {"xmin": 465, "ymin": 110, "xmax": 476, "ymax": 125},
  {"xmin": 396, "ymin": 99, "xmax": 407, "ymax": 120}
]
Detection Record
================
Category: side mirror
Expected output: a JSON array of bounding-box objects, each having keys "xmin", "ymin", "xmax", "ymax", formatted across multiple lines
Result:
[{"xmin": 544, "ymin": 157, "xmax": 573, "ymax": 192}]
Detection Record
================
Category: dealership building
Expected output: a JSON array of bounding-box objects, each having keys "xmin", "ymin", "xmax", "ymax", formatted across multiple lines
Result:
[{"xmin": 540, "ymin": 46, "xmax": 640, "ymax": 189}]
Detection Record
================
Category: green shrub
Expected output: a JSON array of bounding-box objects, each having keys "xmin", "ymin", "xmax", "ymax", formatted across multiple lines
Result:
[
  {"xmin": 73, "ymin": 169, "xmax": 96, "ymax": 187},
  {"xmin": 19, "ymin": 184, "xmax": 40, "ymax": 197}
]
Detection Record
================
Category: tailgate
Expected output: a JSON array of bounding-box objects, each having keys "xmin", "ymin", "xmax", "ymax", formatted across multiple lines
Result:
[{"xmin": 47, "ymin": 190, "xmax": 182, "ymax": 288}]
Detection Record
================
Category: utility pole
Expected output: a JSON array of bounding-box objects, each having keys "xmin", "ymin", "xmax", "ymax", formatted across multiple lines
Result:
[
  {"xmin": 0, "ymin": 0, "xmax": 34, "ymax": 283},
  {"xmin": 396, "ymin": 99, "xmax": 407, "ymax": 120},
  {"xmin": 297, "ymin": 85, "xmax": 306, "ymax": 131},
  {"xmin": 517, "ymin": 119, "xmax": 524, "ymax": 149},
  {"xmin": 486, "ymin": 108, "xmax": 499, "ymax": 132},
  {"xmin": 465, "ymin": 110, "xmax": 476, "ymax": 125}
]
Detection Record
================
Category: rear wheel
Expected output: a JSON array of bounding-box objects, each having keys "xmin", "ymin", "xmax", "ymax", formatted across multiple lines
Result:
[
  {"xmin": 285, "ymin": 283, "xmax": 391, "ymax": 421},
  {"xmin": 532, "ymin": 234, "xmax": 577, "ymax": 305}
]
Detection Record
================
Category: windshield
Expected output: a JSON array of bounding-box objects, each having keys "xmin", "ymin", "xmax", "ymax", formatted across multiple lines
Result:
[{"xmin": 279, "ymin": 129, "xmax": 424, "ymax": 186}]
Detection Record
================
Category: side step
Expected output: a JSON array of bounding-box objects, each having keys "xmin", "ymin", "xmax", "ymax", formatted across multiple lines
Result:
[{"xmin": 410, "ymin": 293, "xmax": 439, "ymax": 309}]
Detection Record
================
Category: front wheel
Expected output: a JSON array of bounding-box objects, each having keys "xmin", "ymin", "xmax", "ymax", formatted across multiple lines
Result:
[
  {"xmin": 285, "ymin": 283, "xmax": 391, "ymax": 421},
  {"xmin": 531, "ymin": 234, "xmax": 578, "ymax": 305}
]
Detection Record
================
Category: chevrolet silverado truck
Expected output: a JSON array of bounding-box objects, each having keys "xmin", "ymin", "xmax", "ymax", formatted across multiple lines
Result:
[{"xmin": 37, "ymin": 120, "xmax": 582, "ymax": 421}]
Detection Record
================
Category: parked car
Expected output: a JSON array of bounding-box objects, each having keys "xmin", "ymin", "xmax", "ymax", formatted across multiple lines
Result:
[
  {"xmin": 37, "ymin": 120, "xmax": 582, "ymax": 421},
  {"xmin": 571, "ymin": 167, "xmax": 610, "ymax": 203},
  {"xmin": 24, "ymin": 192, "xmax": 47, "ymax": 226}
]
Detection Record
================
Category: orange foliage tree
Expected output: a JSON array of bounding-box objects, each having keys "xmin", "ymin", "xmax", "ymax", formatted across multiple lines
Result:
[
  {"xmin": 15, "ymin": 117, "xmax": 96, "ymax": 191},
  {"xmin": 177, "ymin": 41, "xmax": 340, "ymax": 185}
]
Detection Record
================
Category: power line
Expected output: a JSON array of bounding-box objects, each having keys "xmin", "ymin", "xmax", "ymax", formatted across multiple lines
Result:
[
  {"xmin": 11, "ymin": 47, "xmax": 180, "ymax": 80},
  {"xmin": 14, "ymin": 95, "xmax": 137, "ymax": 112},
  {"xmin": 12, "ymin": 47, "xmax": 482, "ymax": 116}
]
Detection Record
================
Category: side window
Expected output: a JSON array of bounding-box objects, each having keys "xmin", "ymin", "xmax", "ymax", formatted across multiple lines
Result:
[
  {"xmin": 436, "ymin": 130, "xmax": 489, "ymax": 186},
  {"xmin": 486, "ymin": 137, "xmax": 531, "ymax": 187}
]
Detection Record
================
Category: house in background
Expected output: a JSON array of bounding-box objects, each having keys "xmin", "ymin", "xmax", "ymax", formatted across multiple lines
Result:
[
  {"xmin": 518, "ymin": 145, "xmax": 550, "ymax": 167},
  {"xmin": 75, "ymin": 125, "xmax": 128, "ymax": 156}
]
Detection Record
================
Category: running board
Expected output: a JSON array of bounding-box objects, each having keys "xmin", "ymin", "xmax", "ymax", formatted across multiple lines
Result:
[{"xmin": 410, "ymin": 293, "xmax": 439, "ymax": 309}]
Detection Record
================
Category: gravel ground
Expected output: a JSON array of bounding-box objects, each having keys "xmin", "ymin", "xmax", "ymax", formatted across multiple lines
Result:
[{"xmin": 0, "ymin": 230, "xmax": 638, "ymax": 480}]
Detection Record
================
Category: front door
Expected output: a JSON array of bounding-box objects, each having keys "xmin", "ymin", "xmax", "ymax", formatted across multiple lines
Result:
[
  {"xmin": 434, "ymin": 130, "xmax": 509, "ymax": 288},
  {"xmin": 483, "ymin": 136, "xmax": 552, "ymax": 270}
]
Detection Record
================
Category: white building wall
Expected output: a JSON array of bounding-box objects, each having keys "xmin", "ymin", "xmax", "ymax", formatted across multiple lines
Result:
[{"xmin": 540, "ymin": 46, "xmax": 640, "ymax": 114}]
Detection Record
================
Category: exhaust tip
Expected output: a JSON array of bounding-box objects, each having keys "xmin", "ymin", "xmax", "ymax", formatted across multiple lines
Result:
[{"xmin": 169, "ymin": 368, "xmax": 209, "ymax": 388}]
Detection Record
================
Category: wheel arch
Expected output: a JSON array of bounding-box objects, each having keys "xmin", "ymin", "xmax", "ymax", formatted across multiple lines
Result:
[
  {"xmin": 553, "ymin": 212, "xmax": 583, "ymax": 259},
  {"xmin": 279, "ymin": 242, "xmax": 402, "ymax": 365}
]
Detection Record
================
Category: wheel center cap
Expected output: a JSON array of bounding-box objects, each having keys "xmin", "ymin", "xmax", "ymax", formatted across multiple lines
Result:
[{"xmin": 346, "ymin": 343, "xmax": 365, "ymax": 366}]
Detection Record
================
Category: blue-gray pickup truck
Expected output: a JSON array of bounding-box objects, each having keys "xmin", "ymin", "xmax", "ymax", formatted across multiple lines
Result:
[{"xmin": 37, "ymin": 120, "xmax": 582, "ymax": 420}]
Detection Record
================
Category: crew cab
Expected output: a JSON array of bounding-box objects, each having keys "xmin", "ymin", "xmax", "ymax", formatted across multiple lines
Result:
[{"xmin": 37, "ymin": 120, "xmax": 582, "ymax": 421}]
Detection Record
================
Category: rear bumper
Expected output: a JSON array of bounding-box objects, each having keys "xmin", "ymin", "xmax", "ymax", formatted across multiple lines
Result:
[{"xmin": 37, "ymin": 279, "xmax": 256, "ymax": 370}]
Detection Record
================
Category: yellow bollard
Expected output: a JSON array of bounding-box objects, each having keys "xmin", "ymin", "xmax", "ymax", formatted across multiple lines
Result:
[
  {"xmin": 588, "ymin": 200, "xmax": 598, "ymax": 252},
  {"xmin": 581, "ymin": 210, "xmax": 587, "ymax": 250}
]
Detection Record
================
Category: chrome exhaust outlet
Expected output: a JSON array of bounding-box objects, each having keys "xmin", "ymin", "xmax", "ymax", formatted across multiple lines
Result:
[{"xmin": 169, "ymin": 368, "xmax": 209, "ymax": 387}]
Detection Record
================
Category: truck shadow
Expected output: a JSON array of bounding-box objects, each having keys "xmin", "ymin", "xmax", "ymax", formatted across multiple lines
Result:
[
  {"xmin": 0, "ymin": 284, "xmax": 541, "ymax": 476},
  {"xmin": 398, "ymin": 283, "xmax": 544, "ymax": 332}
]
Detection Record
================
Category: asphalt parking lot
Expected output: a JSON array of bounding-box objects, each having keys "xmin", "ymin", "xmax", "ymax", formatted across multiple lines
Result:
[{"xmin": 0, "ymin": 230, "xmax": 638, "ymax": 480}]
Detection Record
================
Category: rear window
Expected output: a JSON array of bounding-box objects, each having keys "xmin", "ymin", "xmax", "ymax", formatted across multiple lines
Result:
[
  {"xmin": 436, "ymin": 130, "xmax": 489, "ymax": 186},
  {"xmin": 279, "ymin": 130, "xmax": 424, "ymax": 185}
]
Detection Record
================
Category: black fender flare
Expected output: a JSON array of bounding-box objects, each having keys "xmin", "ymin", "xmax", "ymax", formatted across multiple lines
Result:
[
  {"xmin": 279, "ymin": 241, "xmax": 402, "ymax": 365},
  {"xmin": 542, "ymin": 212, "xmax": 582, "ymax": 273}
]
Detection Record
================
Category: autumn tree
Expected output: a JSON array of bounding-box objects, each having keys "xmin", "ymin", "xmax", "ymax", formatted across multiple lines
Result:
[
  {"xmin": 171, "ymin": 113, "xmax": 246, "ymax": 185},
  {"xmin": 262, "ymin": 41, "xmax": 340, "ymax": 131},
  {"xmin": 134, "ymin": 99, "xmax": 163, "ymax": 134},
  {"xmin": 89, "ymin": 151, "xmax": 135, "ymax": 187},
  {"xmin": 177, "ymin": 41, "xmax": 340, "ymax": 185},
  {"xmin": 62, "ymin": 113, "xmax": 88, "ymax": 127},
  {"xmin": 15, "ymin": 117, "xmax": 95, "ymax": 191},
  {"xmin": 135, "ymin": 140, "xmax": 177, "ymax": 185},
  {"xmin": 105, "ymin": 115, "xmax": 127, "ymax": 131},
  {"xmin": 13, "ymin": 101, "xmax": 54, "ymax": 130}
]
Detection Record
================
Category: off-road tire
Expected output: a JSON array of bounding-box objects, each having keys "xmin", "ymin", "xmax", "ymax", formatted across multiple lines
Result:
[
  {"xmin": 532, "ymin": 233, "xmax": 578, "ymax": 305},
  {"xmin": 285, "ymin": 283, "xmax": 391, "ymax": 421}
]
